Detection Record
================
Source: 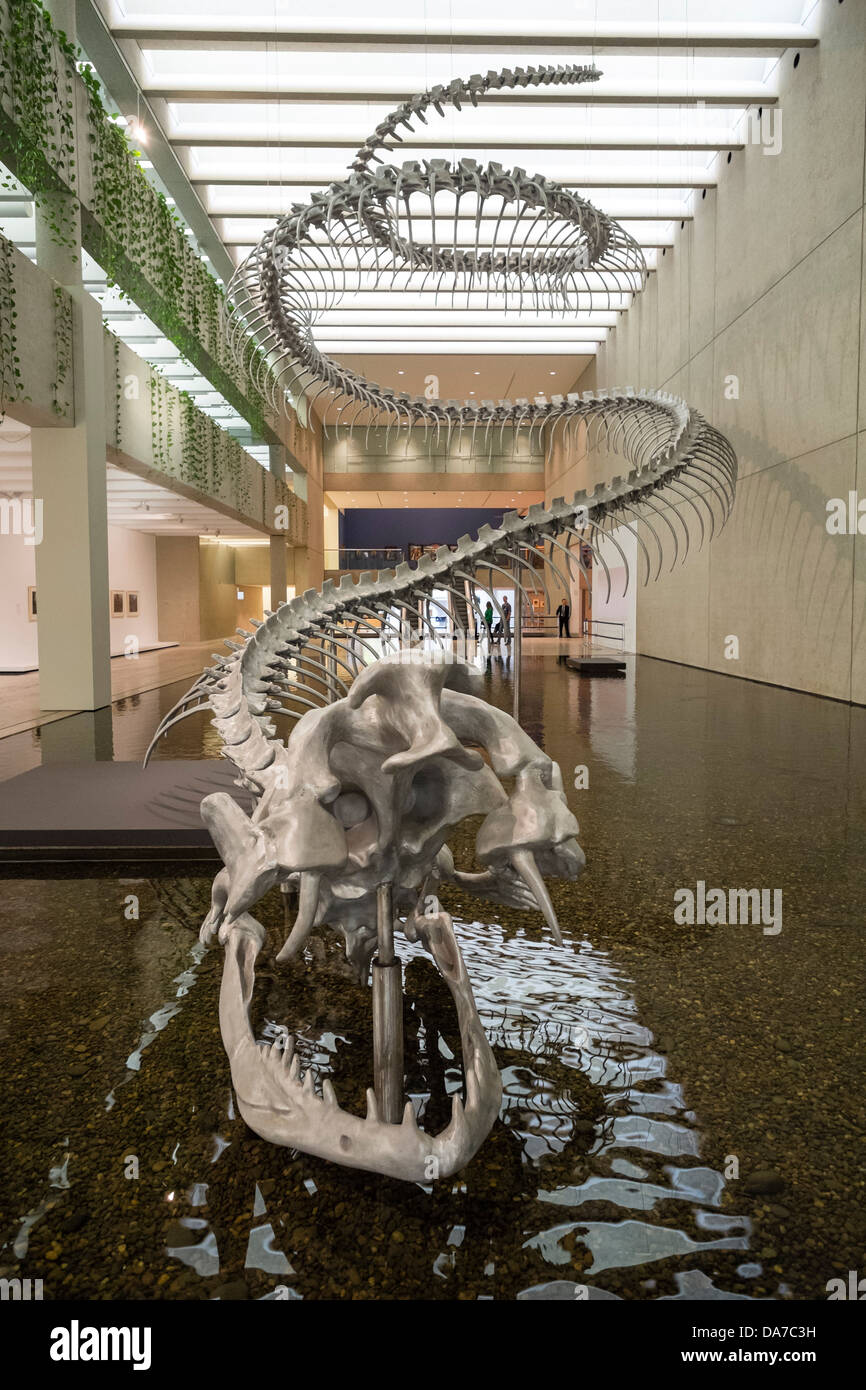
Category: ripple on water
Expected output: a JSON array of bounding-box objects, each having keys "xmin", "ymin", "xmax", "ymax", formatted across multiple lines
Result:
[{"xmin": 389, "ymin": 918, "xmax": 753, "ymax": 1299}]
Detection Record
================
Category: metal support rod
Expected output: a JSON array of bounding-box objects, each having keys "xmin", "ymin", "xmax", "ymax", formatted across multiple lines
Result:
[
  {"xmin": 280, "ymin": 880, "xmax": 294, "ymax": 929},
  {"xmin": 512, "ymin": 582, "xmax": 523, "ymax": 723},
  {"xmin": 372, "ymin": 882, "xmax": 403, "ymax": 1124},
  {"xmin": 376, "ymin": 882, "xmax": 395, "ymax": 965}
]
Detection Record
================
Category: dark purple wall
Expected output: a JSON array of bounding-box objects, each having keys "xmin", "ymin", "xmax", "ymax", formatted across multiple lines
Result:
[{"xmin": 341, "ymin": 507, "xmax": 504, "ymax": 552}]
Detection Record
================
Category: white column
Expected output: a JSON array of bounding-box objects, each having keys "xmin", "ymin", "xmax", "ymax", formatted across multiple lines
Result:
[
  {"xmin": 30, "ymin": 0, "xmax": 111, "ymax": 711},
  {"xmin": 268, "ymin": 444, "xmax": 288, "ymax": 605},
  {"xmin": 268, "ymin": 443, "xmax": 287, "ymax": 482},
  {"xmin": 269, "ymin": 535, "xmax": 288, "ymax": 607}
]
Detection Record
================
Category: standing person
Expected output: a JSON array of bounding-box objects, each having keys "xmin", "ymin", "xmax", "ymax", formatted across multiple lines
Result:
[
  {"xmin": 501, "ymin": 596, "xmax": 512, "ymax": 642},
  {"xmin": 556, "ymin": 599, "xmax": 571, "ymax": 638},
  {"xmin": 484, "ymin": 600, "xmax": 494, "ymax": 637}
]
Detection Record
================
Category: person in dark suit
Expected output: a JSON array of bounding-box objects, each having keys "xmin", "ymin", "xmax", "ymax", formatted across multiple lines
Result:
[{"xmin": 556, "ymin": 600, "xmax": 571, "ymax": 637}]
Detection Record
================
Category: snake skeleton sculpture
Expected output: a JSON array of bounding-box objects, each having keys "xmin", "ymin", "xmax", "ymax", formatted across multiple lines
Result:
[{"xmin": 147, "ymin": 64, "xmax": 737, "ymax": 1181}]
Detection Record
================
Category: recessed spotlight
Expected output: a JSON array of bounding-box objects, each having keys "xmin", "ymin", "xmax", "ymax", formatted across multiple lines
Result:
[
  {"xmin": 397, "ymin": 369, "xmax": 404, "ymax": 375},
  {"xmin": 473, "ymin": 370, "xmax": 480, "ymax": 375},
  {"xmin": 549, "ymin": 370, "xmax": 556, "ymax": 375}
]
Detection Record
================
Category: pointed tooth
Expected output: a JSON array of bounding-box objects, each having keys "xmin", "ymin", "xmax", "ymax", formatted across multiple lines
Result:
[
  {"xmin": 282, "ymin": 1034, "xmax": 295, "ymax": 1068},
  {"xmin": 302, "ymin": 1068, "xmax": 316, "ymax": 1096},
  {"xmin": 365, "ymin": 1088, "xmax": 380, "ymax": 1123},
  {"xmin": 402, "ymin": 1100, "xmax": 418, "ymax": 1130},
  {"xmin": 275, "ymin": 871, "xmax": 322, "ymax": 963},
  {"xmin": 509, "ymin": 847, "xmax": 563, "ymax": 945},
  {"xmin": 322, "ymin": 1079, "xmax": 337, "ymax": 1108},
  {"xmin": 289, "ymin": 1054, "xmax": 301, "ymax": 1083}
]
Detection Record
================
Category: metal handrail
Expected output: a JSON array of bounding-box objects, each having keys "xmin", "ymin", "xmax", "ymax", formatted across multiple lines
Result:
[
  {"xmin": 582, "ymin": 618, "xmax": 625, "ymax": 645},
  {"xmin": 326, "ymin": 546, "xmax": 405, "ymax": 570}
]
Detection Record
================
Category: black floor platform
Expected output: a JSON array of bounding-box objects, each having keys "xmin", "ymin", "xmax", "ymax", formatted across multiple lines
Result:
[
  {"xmin": 566, "ymin": 656, "xmax": 627, "ymax": 677},
  {"xmin": 0, "ymin": 760, "xmax": 252, "ymax": 863}
]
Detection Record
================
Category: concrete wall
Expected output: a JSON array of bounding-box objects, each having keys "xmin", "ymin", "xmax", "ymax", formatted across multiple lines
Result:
[
  {"xmin": 324, "ymin": 426, "xmax": 544, "ymax": 476},
  {"xmin": 545, "ymin": 407, "xmax": 593, "ymax": 507},
  {"xmin": 323, "ymin": 498, "xmax": 341, "ymax": 566},
  {"xmin": 581, "ymin": 0, "xmax": 866, "ymax": 705},
  {"xmin": 234, "ymin": 544, "xmax": 270, "ymax": 588},
  {"xmin": 156, "ymin": 536, "xmax": 200, "ymax": 644},
  {"xmin": 106, "ymin": 337, "xmax": 304, "ymax": 541},
  {"xmin": 294, "ymin": 418, "xmax": 325, "ymax": 591},
  {"xmin": 1, "ymin": 242, "xmax": 74, "ymax": 429},
  {"xmin": 199, "ymin": 540, "xmax": 237, "ymax": 641}
]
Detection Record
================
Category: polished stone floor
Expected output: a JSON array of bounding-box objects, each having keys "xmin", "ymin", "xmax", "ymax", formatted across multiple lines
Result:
[
  {"xmin": 0, "ymin": 649, "xmax": 863, "ymax": 1300},
  {"xmin": 0, "ymin": 640, "xmax": 223, "ymax": 741}
]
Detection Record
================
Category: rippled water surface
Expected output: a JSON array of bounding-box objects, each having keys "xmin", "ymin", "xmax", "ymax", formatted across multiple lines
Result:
[{"xmin": 0, "ymin": 652, "xmax": 863, "ymax": 1299}]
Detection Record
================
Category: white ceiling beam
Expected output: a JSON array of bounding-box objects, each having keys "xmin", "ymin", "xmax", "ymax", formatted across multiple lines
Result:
[
  {"xmin": 191, "ymin": 174, "xmax": 718, "ymax": 188},
  {"xmin": 214, "ymin": 210, "xmax": 688, "ymax": 226},
  {"xmin": 312, "ymin": 342, "xmax": 599, "ymax": 354},
  {"xmin": 171, "ymin": 134, "xmax": 744, "ymax": 151},
  {"xmin": 149, "ymin": 87, "xmax": 777, "ymax": 106},
  {"xmin": 109, "ymin": 25, "xmax": 818, "ymax": 54},
  {"xmin": 207, "ymin": 204, "xmax": 693, "ymax": 218},
  {"xmin": 223, "ymin": 290, "xmax": 635, "ymax": 307},
  {"xmin": 310, "ymin": 326, "xmax": 605, "ymax": 340},
  {"xmin": 278, "ymin": 315, "xmax": 619, "ymax": 327}
]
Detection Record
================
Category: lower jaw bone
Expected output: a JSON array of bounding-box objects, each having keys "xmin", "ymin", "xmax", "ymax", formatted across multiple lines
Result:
[{"xmin": 218, "ymin": 913, "xmax": 502, "ymax": 1182}]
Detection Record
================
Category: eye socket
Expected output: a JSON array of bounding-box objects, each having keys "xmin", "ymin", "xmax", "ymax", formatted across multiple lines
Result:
[
  {"xmin": 332, "ymin": 791, "xmax": 371, "ymax": 828},
  {"xmin": 408, "ymin": 766, "xmax": 446, "ymax": 818}
]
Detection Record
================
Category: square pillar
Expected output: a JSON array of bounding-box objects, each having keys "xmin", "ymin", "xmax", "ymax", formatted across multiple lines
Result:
[
  {"xmin": 31, "ymin": 274, "xmax": 111, "ymax": 712},
  {"xmin": 269, "ymin": 535, "xmax": 288, "ymax": 607},
  {"xmin": 30, "ymin": 1, "xmax": 112, "ymax": 712}
]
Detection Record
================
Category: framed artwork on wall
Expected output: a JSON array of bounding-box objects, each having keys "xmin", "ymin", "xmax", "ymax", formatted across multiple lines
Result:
[
  {"xmin": 126, "ymin": 591, "xmax": 140, "ymax": 617},
  {"xmin": 27, "ymin": 586, "xmax": 37, "ymax": 621},
  {"xmin": 111, "ymin": 590, "xmax": 125, "ymax": 616}
]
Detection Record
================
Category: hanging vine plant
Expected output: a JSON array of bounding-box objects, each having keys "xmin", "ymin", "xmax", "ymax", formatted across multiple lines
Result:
[
  {"xmin": 111, "ymin": 331, "xmax": 122, "ymax": 447},
  {"xmin": 0, "ymin": 0, "xmax": 79, "ymax": 251},
  {"xmin": 0, "ymin": 0, "xmax": 306, "ymax": 533},
  {"xmin": 50, "ymin": 282, "xmax": 72, "ymax": 416},
  {"xmin": 148, "ymin": 367, "xmax": 166, "ymax": 472},
  {"xmin": 0, "ymin": 0, "xmax": 273, "ymax": 437},
  {"xmin": 0, "ymin": 232, "xmax": 25, "ymax": 419},
  {"xmin": 179, "ymin": 390, "xmax": 207, "ymax": 491}
]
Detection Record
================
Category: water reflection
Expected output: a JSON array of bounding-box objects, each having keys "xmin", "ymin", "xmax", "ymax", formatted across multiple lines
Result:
[{"xmin": 0, "ymin": 651, "xmax": 863, "ymax": 1299}]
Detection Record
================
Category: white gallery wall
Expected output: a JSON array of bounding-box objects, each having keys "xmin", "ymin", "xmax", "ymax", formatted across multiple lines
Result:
[
  {"xmin": 579, "ymin": 0, "xmax": 866, "ymax": 705},
  {"xmin": 0, "ymin": 527, "xmax": 38, "ymax": 671},
  {"xmin": 591, "ymin": 524, "xmax": 637, "ymax": 653},
  {"xmin": 0, "ymin": 524, "xmax": 158, "ymax": 670},
  {"xmin": 106, "ymin": 526, "xmax": 159, "ymax": 654}
]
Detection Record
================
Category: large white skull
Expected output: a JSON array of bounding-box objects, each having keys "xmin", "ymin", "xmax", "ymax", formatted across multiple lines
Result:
[{"xmin": 199, "ymin": 657, "xmax": 584, "ymax": 1180}]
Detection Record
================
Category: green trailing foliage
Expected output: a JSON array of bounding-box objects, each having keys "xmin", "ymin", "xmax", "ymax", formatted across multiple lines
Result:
[
  {"xmin": 145, "ymin": 361, "xmax": 273, "ymax": 524},
  {"xmin": 0, "ymin": 231, "xmax": 24, "ymax": 418},
  {"xmin": 0, "ymin": 0, "xmax": 278, "ymax": 441},
  {"xmin": 0, "ymin": 0, "xmax": 304, "ymax": 541},
  {"xmin": 50, "ymin": 282, "xmax": 72, "ymax": 415}
]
